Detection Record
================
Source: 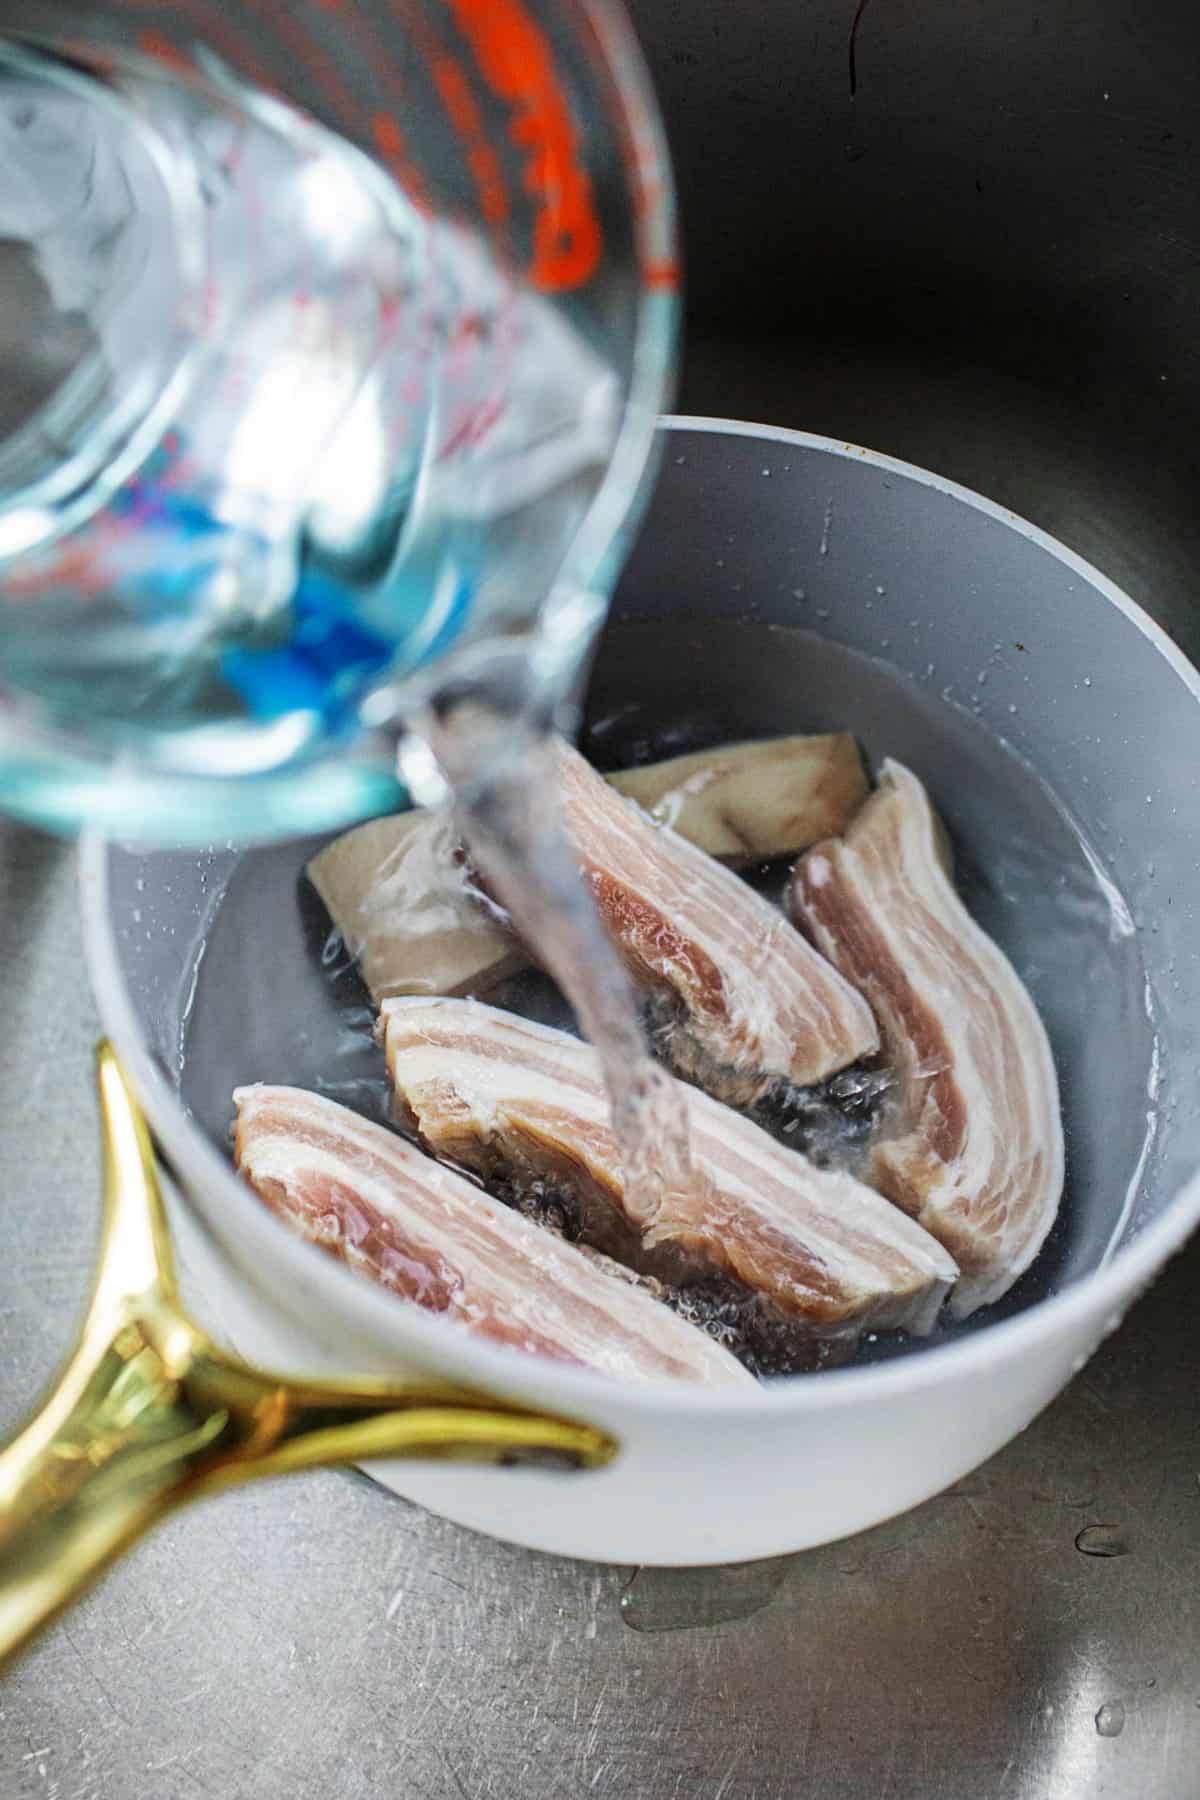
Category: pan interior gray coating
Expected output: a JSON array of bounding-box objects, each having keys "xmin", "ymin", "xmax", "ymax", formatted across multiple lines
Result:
[{"xmin": 101, "ymin": 430, "xmax": 1200, "ymax": 1363}]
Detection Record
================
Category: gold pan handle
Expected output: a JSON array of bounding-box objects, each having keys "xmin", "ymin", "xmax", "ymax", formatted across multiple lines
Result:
[{"xmin": 0, "ymin": 1043, "xmax": 615, "ymax": 1665}]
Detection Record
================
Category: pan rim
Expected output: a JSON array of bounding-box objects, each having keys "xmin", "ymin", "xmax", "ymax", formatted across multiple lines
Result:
[{"xmin": 80, "ymin": 413, "xmax": 1200, "ymax": 1421}]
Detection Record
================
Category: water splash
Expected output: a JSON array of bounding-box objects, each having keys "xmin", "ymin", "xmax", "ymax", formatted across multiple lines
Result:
[
  {"xmin": 1095, "ymin": 1699, "xmax": 1126, "ymax": 1737},
  {"xmin": 620, "ymin": 1558, "xmax": 792, "ymax": 1633},
  {"xmin": 1075, "ymin": 1523, "xmax": 1130, "ymax": 1558},
  {"xmin": 819, "ymin": 499, "xmax": 834, "ymax": 559}
]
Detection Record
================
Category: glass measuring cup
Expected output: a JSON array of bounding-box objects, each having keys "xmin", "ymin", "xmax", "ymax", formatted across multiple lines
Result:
[{"xmin": 0, "ymin": 1, "xmax": 677, "ymax": 841}]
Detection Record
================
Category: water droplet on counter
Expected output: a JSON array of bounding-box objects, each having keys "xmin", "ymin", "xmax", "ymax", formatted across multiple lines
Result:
[
  {"xmin": 620, "ymin": 1558, "xmax": 792, "ymax": 1634},
  {"xmin": 819, "ymin": 500, "xmax": 833, "ymax": 558},
  {"xmin": 1008, "ymin": 704, "xmax": 1018, "ymax": 714},
  {"xmin": 1095, "ymin": 1700, "xmax": 1125, "ymax": 1737},
  {"xmin": 875, "ymin": 584, "xmax": 886, "ymax": 595},
  {"xmin": 1076, "ymin": 1523, "xmax": 1130, "ymax": 1558},
  {"xmin": 791, "ymin": 587, "xmax": 806, "ymax": 600},
  {"xmin": 1083, "ymin": 676, "xmax": 1093, "ymax": 687},
  {"xmin": 977, "ymin": 670, "xmax": 988, "ymax": 685},
  {"xmin": 761, "ymin": 466, "xmax": 772, "ymax": 476}
]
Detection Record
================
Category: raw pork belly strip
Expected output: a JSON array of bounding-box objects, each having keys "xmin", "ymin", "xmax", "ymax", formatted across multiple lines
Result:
[
  {"xmin": 307, "ymin": 809, "xmax": 523, "ymax": 1004},
  {"xmin": 382, "ymin": 998, "xmax": 958, "ymax": 1337},
  {"xmin": 234, "ymin": 1085, "xmax": 751, "ymax": 1388},
  {"xmin": 790, "ymin": 760, "xmax": 1065, "ymax": 1317},
  {"xmin": 553, "ymin": 742, "xmax": 879, "ymax": 1100},
  {"xmin": 606, "ymin": 734, "xmax": 868, "ymax": 864}
]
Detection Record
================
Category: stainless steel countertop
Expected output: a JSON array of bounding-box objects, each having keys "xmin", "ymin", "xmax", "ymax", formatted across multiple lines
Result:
[
  {"xmin": 5, "ymin": 0, "xmax": 1200, "ymax": 1790},
  {"xmin": 1, "ymin": 827, "xmax": 1199, "ymax": 1800}
]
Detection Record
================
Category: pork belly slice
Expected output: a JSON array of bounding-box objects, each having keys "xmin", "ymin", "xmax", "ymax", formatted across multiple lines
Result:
[
  {"xmin": 606, "ymin": 734, "xmax": 868, "ymax": 864},
  {"xmin": 307, "ymin": 809, "xmax": 523, "ymax": 1004},
  {"xmin": 233, "ymin": 1085, "xmax": 751, "ymax": 1389},
  {"xmin": 554, "ymin": 741, "xmax": 878, "ymax": 1099},
  {"xmin": 382, "ymin": 998, "xmax": 958, "ymax": 1338},
  {"xmin": 790, "ymin": 760, "xmax": 1065, "ymax": 1317},
  {"xmin": 307, "ymin": 734, "xmax": 870, "ymax": 1007}
]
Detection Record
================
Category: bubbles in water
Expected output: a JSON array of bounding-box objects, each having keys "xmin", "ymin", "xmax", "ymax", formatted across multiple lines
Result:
[
  {"xmin": 762, "ymin": 1064, "xmax": 893, "ymax": 1171},
  {"xmin": 1095, "ymin": 1700, "xmax": 1126, "ymax": 1737}
]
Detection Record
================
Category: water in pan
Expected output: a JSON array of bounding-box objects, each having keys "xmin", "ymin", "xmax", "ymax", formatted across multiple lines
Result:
[{"xmin": 177, "ymin": 621, "xmax": 1158, "ymax": 1373}]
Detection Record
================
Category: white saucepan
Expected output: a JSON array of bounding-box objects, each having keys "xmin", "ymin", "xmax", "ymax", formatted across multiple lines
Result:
[{"xmin": 81, "ymin": 418, "xmax": 1200, "ymax": 1566}]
